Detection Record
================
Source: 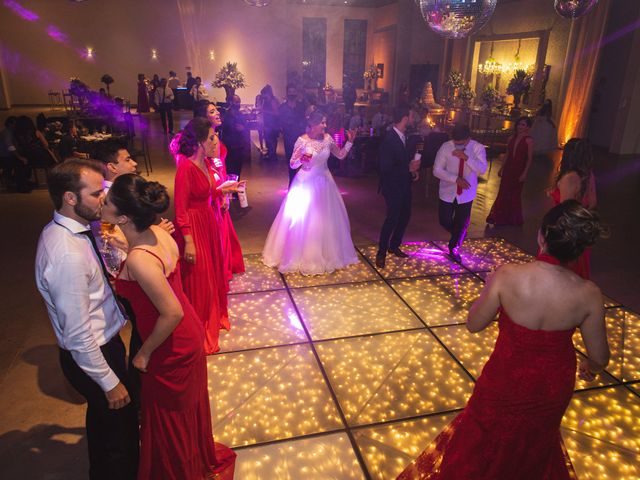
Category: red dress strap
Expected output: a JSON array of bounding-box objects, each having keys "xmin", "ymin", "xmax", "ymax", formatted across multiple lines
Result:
[{"xmin": 130, "ymin": 247, "xmax": 166, "ymax": 275}]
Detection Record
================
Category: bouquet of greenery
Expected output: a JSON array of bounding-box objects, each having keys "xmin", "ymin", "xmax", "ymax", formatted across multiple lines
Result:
[
  {"xmin": 363, "ymin": 64, "xmax": 379, "ymax": 80},
  {"xmin": 507, "ymin": 69, "xmax": 532, "ymax": 107},
  {"xmin": 444, "ymin": 71, "xmax": 464, "ymax": 91}
]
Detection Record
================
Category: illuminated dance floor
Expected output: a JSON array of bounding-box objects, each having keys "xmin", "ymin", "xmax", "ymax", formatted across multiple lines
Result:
[{"xmin": 207, "ymin": 238, "xmax": 640, "ymax": 479}]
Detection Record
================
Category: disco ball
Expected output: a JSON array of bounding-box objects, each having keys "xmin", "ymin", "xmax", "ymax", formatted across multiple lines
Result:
[
  {"xmin": 554, "ymin": 0, "xmax": 599, "ymax": 19},
  {"xmin": 418, "ymin": 0, "xmax": 498, "ymax": 39},
  {"xmin": 244, "ymin": 0, "xmax": 271, "ymax": 6}
]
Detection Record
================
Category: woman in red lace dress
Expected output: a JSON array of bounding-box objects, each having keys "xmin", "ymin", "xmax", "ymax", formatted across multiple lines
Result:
[
  {"xmin": 548, "ymin": 138, "xmax": 597, "ymax": 279},
  {"xmin": 103, "ymin": 174, "xmax": 235, "ymax": 479},
  {"xmin": 194, "ymin": 102, "xmax": 245, "ymax": 280},
  {"xmin": 486, "ymin": 117, "xmax": 534, "ymax": 226},
  {"xmin": 398, "ymin": 201, "xmax": 609, "ymax": 480},
  {"xmin": 173, "ymin": 118, "xmax": 238, "ymax": 353}
]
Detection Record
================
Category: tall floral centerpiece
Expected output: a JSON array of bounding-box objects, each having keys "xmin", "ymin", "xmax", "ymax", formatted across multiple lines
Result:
[
  {"xmin": 363, "ymin": 64, "xmax": 380, "ymax": 91},
  {"xmin": 444, "ymin": 71, "xmax": 465, "ymax": 106},
  {"xmin": 100, "ymin": 74, "xmax": 114, "ymax": 97},
  {"xmin": 212, "ymin": 62, "xmax": 247, "ymax": 102},
  {"xmin": 507, "ymin": 69, "xmax": 532, "ymax": 113}
]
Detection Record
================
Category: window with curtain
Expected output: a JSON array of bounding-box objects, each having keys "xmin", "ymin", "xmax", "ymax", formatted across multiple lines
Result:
[
  {"xmin": 302, "ymin": 17, "xmax": 327, "ymax": 89},
  {"xmin": 343, "ymin": 19, "xmax": 367, "ymax": 89}
]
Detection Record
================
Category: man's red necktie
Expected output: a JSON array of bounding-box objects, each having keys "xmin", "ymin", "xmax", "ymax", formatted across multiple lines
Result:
[{"xmin": 456, "ymin": 157, "xmax": 465, "ymax": 195}]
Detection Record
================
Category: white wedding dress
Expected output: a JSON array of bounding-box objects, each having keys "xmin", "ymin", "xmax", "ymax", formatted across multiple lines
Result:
[{"xmin": 262, "ymin": 134, "xmax": 358, "ymax": 275}]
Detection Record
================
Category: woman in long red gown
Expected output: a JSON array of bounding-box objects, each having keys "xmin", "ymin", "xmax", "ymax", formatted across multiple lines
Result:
[
  {"xmin": 136, "ymin": 74, "xmax": 150, "ymax": 113},
  {"xmin": 486, "ymin": 117, "xmax": 534, "ymax": 226},
  {"xmin": 548, "ymin": 138, "xmax": 597, "ymax": 279},
  {"xmin": 194, "ymin": 101, "xmax": 245, "ymax": 280},
  {"xmin": 398, "ymin": 201, "xmax": 609, "ymax": 480},
  {"xmin": 173, "ymin": 118, "xmax": 238, "ymax": 354},
  {"xmin": 104, "ymin": 174, "xmax": 236, "ymax": 480}
]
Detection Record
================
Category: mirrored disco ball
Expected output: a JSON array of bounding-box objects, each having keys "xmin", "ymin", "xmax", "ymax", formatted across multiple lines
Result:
[
  {"xmin": 244, "ymin": 0, "xmax": 271, "ymax": 6},
  {"xmin": 554, "ymin": 0, "xmax": 599, "ymax": 19},
  {"xmin": 419, "ymin": 0, "xmax": 498, "ymax": 39}
]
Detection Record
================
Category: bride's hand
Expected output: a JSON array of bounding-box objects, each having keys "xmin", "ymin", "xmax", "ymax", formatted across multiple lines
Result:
[{"xmin": 346, "ymin": 129, "xmax": 356, "ymax": 143}]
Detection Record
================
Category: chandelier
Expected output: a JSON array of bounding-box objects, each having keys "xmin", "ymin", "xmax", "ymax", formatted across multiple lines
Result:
[
  {"xmin": 478, "ymin": 43, "xmax": 503, "ymax": 76},
  {"xmin": 478, "ymin": 40, "xmax": 536, "ymax": 77},
  {"xmin": 244, "ymin": 0, "xmax": 271, "ymax": 6},
  {"xmin": 554, "ymin": 0, "xmax": 599, "ymax": 19},
  {"xmin": 418, "ymin": 0, "xmax": 498, "ymax": 39}
]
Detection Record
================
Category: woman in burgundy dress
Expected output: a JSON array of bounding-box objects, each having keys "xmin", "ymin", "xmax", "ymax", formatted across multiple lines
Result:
[
  {"xmin": 486, "ymin": 117, "xmax": 534, "ymax": 226},
  {"xmin": 136, "ymin": 74, "xmax": 150, "ymax": 113},
  {"xmin": 548, "ymin": 138, "xmax": 597, "ymax": 279},
  {"xmin": 398, "ymin": 200, "xmax": 609, "ymax": 480},
  {"xmin": 103, "ymin": 174, "xmax": 235, "ymax": 479},
  {"xmin": 194, "ymin": 101, "xmax": 245, "ymax": 280},
  {"xmin": 174, "ymin": 118, "xmax": 239, "ymax": 353}
]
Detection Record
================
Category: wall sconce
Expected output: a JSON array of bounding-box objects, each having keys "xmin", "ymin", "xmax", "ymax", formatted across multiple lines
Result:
[
  {"xmin": 302, "ymin": 59, "xmax": 311, "ymax": 67},
  {"xmin": 151, "ymin": 49, "xmax": 158, "ymax": 60},
  {"xmin": 86, "ymin": 47, "xmax": 93, "ymax": 58},
  {"xmin": 209, "ymin": 50, "xmax": 215, "ymax": 61}
]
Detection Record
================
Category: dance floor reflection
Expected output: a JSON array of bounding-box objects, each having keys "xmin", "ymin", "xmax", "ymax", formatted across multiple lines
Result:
[{"xmin": 208, "ymin": 238, "xmax": 640, "ymax": 479}]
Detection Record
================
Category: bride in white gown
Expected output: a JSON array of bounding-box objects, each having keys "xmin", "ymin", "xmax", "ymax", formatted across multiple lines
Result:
[{"xmin": 262, "ymin": 111, "xmax": 359, "ymax": 275}]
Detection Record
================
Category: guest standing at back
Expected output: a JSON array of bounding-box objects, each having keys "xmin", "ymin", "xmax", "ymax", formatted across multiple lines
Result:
[
  {"xmin": 486, "ymin": 116, "xmax": 533, "ymax": 226},
  {"xmin": 376, "ymin": 107, "xmax": 421, "ymax": 269},
  {"xmin": 397, "ymin": 200, "xmax": 609, "ymax": 479},
  {"xmin": 154, "ymin": 78, "xmax": 175, "ymax": 135},
  {"xmin": 434, "ymin": 124, "xmax": 487, "ymax": 262}
]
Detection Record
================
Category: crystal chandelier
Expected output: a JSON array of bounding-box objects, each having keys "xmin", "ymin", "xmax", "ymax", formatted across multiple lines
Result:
[
  {"xmin": 501, "ymin": 40, "xmax": 535, "ymax": 75},
  {"xmin": 244, "ymin": 0, "xmax": 271, "ymax": 6},
  {"xmin": 554, "ymin": 0, "xmax": 599, "ymax": 19},
  {"xmin": 418, "ymin": 0, "xmax": 498, "ymax": 39},
  {"xmin": 478, "ymin": 43, "xmax": 503, "ymax": 76}
]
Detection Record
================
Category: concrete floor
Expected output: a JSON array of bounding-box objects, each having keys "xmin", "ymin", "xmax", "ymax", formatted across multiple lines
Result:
[{"xmin": 0, "ymin": 108, "xmax": 638, "ymax": 478}]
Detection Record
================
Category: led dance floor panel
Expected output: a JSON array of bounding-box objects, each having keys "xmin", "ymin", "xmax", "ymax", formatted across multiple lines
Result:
[{"xmin": 210, "ymin": 238, "xmax": 640, "ymax": 479}]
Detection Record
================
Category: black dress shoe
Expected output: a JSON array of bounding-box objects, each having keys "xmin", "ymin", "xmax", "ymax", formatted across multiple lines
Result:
[
  {"xmin": 448, "ymin": 249, "xmax": 462, "ymax": 263},
  {"xmin": 375, "ymin": 254, "xmax": 386, "ymax": 269},
  {"xmin": 388, "ymin": 248, "xmax": 409, "ymax": 258}
]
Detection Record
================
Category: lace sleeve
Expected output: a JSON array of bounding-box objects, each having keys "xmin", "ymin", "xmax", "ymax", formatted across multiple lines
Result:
[{"xmin": 290, "ymin": 137, "xmax": 306, "ymax": 169}]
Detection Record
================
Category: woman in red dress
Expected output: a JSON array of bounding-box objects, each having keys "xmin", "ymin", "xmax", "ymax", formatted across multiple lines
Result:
[
  {"xmin": 486, "ymin": 117, "xmax": 534, "ymax": 226},
  {"xmin": 173, "ymin": 118, "xmax": 238, "ymax": 353},
  {"xmin": 548, "ymin": 138, "xmax": 597, "ymax": 279},
  {"xmin": 104, "ymin": 174, "xmax": 236, "ymax": 479},
  {"xmin": 136, "ymin": 74, "xmax": 150, "ymax": 113},
  {"xmin": 398, "ymin": 200, "xmax": 609, "ymax": 480},
  {"xmin": 194, "ymin": 102, "xmax": 245, "ymax": 280}
]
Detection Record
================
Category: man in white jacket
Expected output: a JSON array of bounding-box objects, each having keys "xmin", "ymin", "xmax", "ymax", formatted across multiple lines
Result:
[{"xmin": 433, "ymin": 124, "xmax": 487, "ymax": 262}]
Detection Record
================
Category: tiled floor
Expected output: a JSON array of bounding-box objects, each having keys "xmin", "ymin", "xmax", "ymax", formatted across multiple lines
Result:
[{"xmin": 210, "ymin": 238, "xmax": 640, "ymax": 479}]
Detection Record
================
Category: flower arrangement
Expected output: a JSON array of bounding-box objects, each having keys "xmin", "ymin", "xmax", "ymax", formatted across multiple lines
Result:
[
  {"xmin": 480, "ymin": 85, "xmax": 501, "ymax": 109},
  {"xmin": 100, "ymin": 74, "xmax": 114, "ymax": 97},
  {"xmin": 444, "ymin": 71, "xmax": 465, "ymax": 91},
  {"xmin": 507, "ymin": 69, "xmax": 532, "ymax": 107},
  {"xmin": 363, "ymin": 64, "xmax": 379, "ymax": 80},
  {"xmin": 323, "ymin": 82, "xmax": 333, "ymax": 92},
  {"xmin": 69, "ymin": 77, "xmax": 90, "ymax": 97},
  {"xmin": 458, "ymin": 83, "xmax": 476, "ymax": 107},
  {"xmin": 213, "ymin": 62, "xmax": 247, "ymax": 90}
]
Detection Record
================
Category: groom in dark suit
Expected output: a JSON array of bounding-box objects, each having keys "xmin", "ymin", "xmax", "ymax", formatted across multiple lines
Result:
[{"xmin": 376, "ymin": 107, "xmax": 420, "ymax": 268}]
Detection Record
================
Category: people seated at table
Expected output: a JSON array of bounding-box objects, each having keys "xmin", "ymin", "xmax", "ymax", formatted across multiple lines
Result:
[
  {"xmin": 372, "ymin": 106, "xmax": 392, "ymax": 134},
  {"xmin": 0, "ymin": 116, "xmax": 32, "ymax": 193},
  {"xmin": 14, "ymin": 116, "xmax": 57, "ymax": 170},
  {"xmin": 58, "ymin": 122, "xmax": 90, "ymax": 161}
]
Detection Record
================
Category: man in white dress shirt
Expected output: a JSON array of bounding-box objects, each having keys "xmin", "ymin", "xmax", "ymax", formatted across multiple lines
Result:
[
  {"xmin": 434, "ymin": 124, "xmax": 487, "ymax": 262},
  {"xmin": 35, "ymin": 159, "xmax": 138, "ymax": 479}
]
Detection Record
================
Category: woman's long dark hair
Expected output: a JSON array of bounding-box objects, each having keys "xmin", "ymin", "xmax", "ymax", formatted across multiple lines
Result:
[{"xmin": 557, "ymin": 138, "xmax": 593, "ymax": 199}]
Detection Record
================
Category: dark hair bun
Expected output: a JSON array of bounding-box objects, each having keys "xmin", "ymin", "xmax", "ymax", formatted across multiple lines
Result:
[
  {"xmin": 138, "ymin": 181, "xmax": 169, "ymax": 214},
  {"xmin": 541, "ymin": 200, "xmax": 603, "ymax": 263},
  {"xmin": 110, "ymin": 174, "xmax": 171, "ymax": 231}
]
